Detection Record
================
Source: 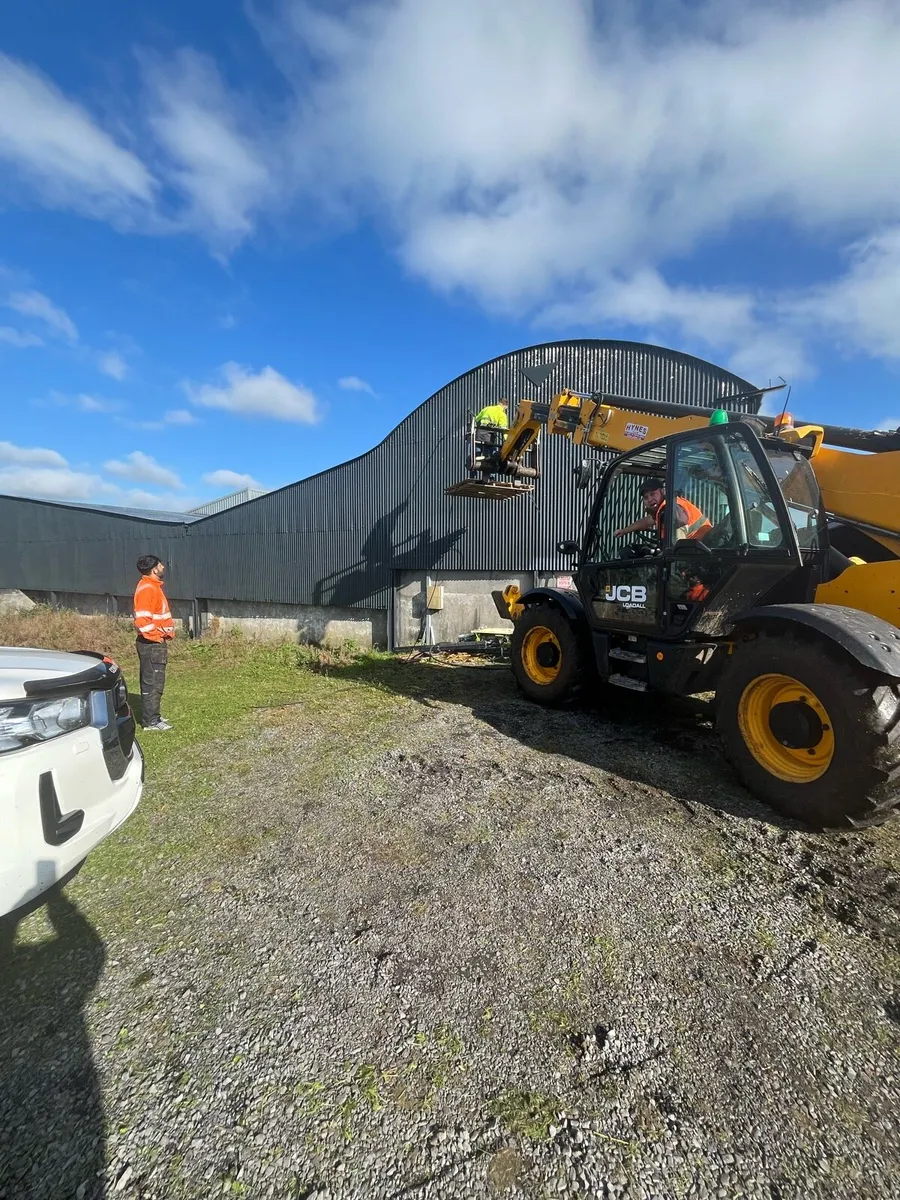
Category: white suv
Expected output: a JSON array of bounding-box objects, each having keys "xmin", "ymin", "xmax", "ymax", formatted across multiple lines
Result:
[{"xmin": 0, "ymin": 647, "xmax": 144, "ymax": 919}]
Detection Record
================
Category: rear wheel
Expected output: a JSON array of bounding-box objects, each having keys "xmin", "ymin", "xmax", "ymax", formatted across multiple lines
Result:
[
  {"xmin": 511, "ymin": 604, "xmax": 592, "ymax": 707},
  {"xmin": 717, "ymin": 628, "xmax": 900, "ymax": 827}
]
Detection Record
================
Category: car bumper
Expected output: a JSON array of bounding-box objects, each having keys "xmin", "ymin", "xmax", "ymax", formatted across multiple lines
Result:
[{"xmin": 0, "ymin": 731, "xmax": 144, "ymax": 919}]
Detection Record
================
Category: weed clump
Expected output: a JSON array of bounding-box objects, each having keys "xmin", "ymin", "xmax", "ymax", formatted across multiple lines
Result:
[{"xmin": 488, "ymin": 1089, "xmax": 561, "ymax": 1142}]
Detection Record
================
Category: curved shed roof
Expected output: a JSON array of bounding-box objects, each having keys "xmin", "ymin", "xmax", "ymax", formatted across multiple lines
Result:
[{"xmin": 0, "ymin": 340, "xmax": 759, "ymax": 605}]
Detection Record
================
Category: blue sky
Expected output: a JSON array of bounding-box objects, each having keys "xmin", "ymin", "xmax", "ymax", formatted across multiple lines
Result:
[{"xmin": 1, "ymin": 0, "xmax": 898, "ymax": 510}]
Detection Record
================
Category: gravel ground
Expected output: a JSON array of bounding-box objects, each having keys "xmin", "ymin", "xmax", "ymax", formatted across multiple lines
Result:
[{"xmin": 2, "ymin": 659, "xmax": 899, "ymax": 1200}]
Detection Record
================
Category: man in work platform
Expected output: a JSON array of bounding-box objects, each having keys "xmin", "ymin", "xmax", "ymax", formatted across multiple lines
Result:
[
  {"xmin": 474, "ymin": 398, "xmax": 509, "ymax": 430},
  {"xmin": 614, "ymin": 478, "xmax": 712, "ymax": 543},
  {"xmin": 133, "ymin": 555, "xmax": 176, "ymax": 732}
]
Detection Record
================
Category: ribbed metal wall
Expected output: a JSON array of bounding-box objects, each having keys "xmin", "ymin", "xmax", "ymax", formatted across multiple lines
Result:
[
  {"xmin": 0, "ymin": 496, "xmax": 190, "ymax": 596},
  {"xmin": 0, "ymin": 341, "xmax": 759, "ymax": 608}
]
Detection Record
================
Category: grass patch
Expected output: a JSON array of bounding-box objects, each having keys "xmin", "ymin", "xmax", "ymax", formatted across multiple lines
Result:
[
  {"xmin": 488, "ymin": 1089, "xmax": 561, "ymax": 1142},
  {"xmin": 294, "ymin": 1060, "xmax": 396, "ymax": 1141},
  {"xmin": 527, "ymin": 934, "xmax": 620, "ymax": 1042},
  {"xmin": 0, "ymin": 606, "xmax": 140, "ymax": 662},
  {"xmin": 2, "ymin": 609, "xmax": 411, "ymax": 937}
]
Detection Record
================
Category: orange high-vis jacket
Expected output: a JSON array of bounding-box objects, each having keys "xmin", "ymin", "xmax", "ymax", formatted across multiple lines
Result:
[
  {"xmin": 133, "ymin": 575, "xmax": 176, "ymax": 643},
  {"xmin": 654, "ymin": 496, "xmax": 712, "ymax": 542}
]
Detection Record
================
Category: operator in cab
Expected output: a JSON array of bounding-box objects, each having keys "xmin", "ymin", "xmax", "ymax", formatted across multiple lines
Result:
[
  {"xmin": 614, "ymin": 478, "xmax": 712, "ymax": 543},
  {"xmin": 474, "ymin": 398, "xmax": 509, "ymax": 430}
]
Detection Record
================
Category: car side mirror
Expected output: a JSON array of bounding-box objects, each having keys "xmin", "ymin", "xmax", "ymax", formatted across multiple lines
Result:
[{"xmin": 557, "ymin": 539, "xmax": 580, "ymax": 556}]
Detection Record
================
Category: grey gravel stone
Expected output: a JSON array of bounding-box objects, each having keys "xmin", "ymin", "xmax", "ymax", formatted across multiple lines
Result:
[{"xmin": 2, "ymin": 666, "xmax": 899, "ymax": 1200}]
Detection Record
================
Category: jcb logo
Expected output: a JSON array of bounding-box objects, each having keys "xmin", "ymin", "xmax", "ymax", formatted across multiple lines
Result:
[{"xmin": 603, "ymin": 585, "xmax": 647, "ymax": 604}]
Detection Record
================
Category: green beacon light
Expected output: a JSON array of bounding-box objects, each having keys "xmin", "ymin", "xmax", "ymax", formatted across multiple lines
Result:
[{"xmin": 709, "ymin": 408, "xmax": 729, "ymax": 426}]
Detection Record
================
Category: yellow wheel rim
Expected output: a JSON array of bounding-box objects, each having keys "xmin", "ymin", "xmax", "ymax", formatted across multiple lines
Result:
[
  {"xmin": 737, "ymin": 673, "xmax": 834, "ymax": 783},
  {"xmin": 521, "ymin": 626, "xmax": 562, "ymax": 685}
]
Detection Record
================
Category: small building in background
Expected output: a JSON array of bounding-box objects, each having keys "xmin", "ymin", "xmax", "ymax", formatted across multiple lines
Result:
[
  {"xmin": 0, "ymin": 340, "xmax": 762, "ymax": 649},
  {"xmin": 186, "ymin": 487, "xmax": 269, "ymax": 518}
]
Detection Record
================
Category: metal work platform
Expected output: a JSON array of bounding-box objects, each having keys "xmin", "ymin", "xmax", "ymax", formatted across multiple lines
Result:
[{"xmin": 445, "ymin": 479, "xmax": 534, "ymax": 500}]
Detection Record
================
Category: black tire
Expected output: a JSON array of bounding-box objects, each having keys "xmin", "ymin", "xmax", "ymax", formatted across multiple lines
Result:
[
  {"xmin": 716, "ymin": 627, "xmax": 900, "ymax": 828},
  {"xmin": 510, "ymin": 603, "xmax": 593, "ymax": 707}
]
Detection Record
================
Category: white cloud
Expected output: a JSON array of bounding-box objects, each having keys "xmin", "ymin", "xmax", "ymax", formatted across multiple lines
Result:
[
  {"xmin": 0, "ymin": 468, "xmax": 203, "ymax": 509},
  {"xmin": 777, "ymin": 227, "xmax": 900, "ymax": 363},
  {"xmin": 0, "ymin": 54, "xmax": 155, "ymax": 221},
  {"xmin": 163, "ymin": 408, "xmax": 198, "ymax": 426},
  {"xmin": 98, "ymin": 350, "xmax": 128, "ymax": 380},
  {"xmin": 878, "ymin": 417, "xmax": 900, "ymax": 432},
  {"xmin": 4, "ymin": 4, "xmax": 900, "ymax": 379},
  {"xmin": 144, "ymin": 50, "xmax": 273, "ymax": 248},
  {"xmin": 78, "ymin": 394, "xmax": 121, "ymax": 414},
  {"xmin": 266, "ymin": 1, "xmax": 900, "ymax": 297},
  {"xmin": 338, "ymin": 375, "xmax": 376, "ymax": 395},
  {"xmin": 0, "ymin": 440, "xmax": 68, "ymax": 468},
  {"xmin": 103, "ymin": 450, "xmax": 183, "ymax": 489},
  {"xmin": 118, "ymin": 408, "xmax": 200, "ymax": 432},
  {"xmin": 43, "ymin": 390, "xmax": 122, "ymax": 415},
  {"xmin": 6, "ymin": 289, "xmax": 77, "ymax": 341},
  {"xmin": 0, "ymin": 50, "xmax": 269, "ymax": 245},
  {"xmin": 0, "ymin": 440, "xmax": 201, "ymax": 508},
  {"xmin": 0, "ymin": 466, "xmax": 101, "ymax": 501},
  {"xmin": 542, "ymin": 269, "xmax": 810, "ymax": 383},
  {"xmin": 0, "ymin": 325, "xmax": 42, "ymax": 347},
  {"xmin": 202, "ymin": 468, "xmax": 264, "ymax": 491},
  {"xmin": 259, "ymin": 0, "xmax": 900, "ymax": 376},
  {"xmin": 184, "ymin": 362, "xmax": 319, "ymax": 423},
  {"xmin": 541, "ymin": 223, "xmax": 900, "ymax": 382}
]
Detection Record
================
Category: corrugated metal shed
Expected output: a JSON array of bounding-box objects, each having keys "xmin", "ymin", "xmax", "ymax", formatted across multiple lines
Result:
[
  {"xmin": 0, "ymin": 340, "xmax": 760, "ymax": 606},
  {"xmin": 0, "ymin": 494, "xmax": 190, "ymax": 597}
]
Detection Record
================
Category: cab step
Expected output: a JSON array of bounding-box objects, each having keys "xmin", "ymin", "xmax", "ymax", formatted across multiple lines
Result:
[
  {"xmin": 609, "ymin": 647, "xmax": 646, "ymax": 664},
  {"xmin": 608, "ymin": 673, "xmax": 648, "ymax": 692}
]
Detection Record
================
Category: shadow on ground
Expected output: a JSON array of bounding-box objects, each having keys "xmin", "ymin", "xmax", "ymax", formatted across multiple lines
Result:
[
  {"xmin": 0, "ymin": 888, "xmax": 106, "ymax": 1200},
  {"xmin": 319, "ymin": 655, "xmax": 798, "ymax": 830}
]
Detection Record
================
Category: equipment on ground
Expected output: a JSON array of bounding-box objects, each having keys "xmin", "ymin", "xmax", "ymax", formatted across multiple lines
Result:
[{"xmin": 452, "ymin": 388, "xmax": 900, "ymax": 827}]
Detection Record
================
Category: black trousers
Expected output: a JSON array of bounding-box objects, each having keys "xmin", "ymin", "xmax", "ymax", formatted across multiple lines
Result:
[{"xmin": 136, "ymin": 639, "xmax": 168, "ymax": 726}]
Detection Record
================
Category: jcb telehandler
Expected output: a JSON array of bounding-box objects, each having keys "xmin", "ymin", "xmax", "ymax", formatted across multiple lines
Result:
[{"xmin": 448, "ymin": 388, "xmax": 900, "ymax": 828}]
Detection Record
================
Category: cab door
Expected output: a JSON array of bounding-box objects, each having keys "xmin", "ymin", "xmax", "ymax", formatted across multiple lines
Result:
[
  {"xmin": 661, "ymin": 426, "xmax": 804, "ymax": 637},
  {"xmin": 576, "ymin": 452, "xmax": 667, "ymax": 635}
]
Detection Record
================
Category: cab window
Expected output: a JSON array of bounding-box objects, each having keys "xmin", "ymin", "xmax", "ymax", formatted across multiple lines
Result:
[
  {"xmin": 726, "ymin": 433, "xmax": 786, "ymax": 548},
  {"xmin": 764, "ymin": 447, "xmax": 823, "ymax": 550},
  {"xmin": 671, "ymin": 440, "xmax": 737, "ymax": 549},
  {"xmin": 588, "ymin": 458, "xmax": 664, "ymax": 562}
]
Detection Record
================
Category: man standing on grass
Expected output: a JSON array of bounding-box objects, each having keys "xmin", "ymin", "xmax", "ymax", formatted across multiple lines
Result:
[{"xmin": 133, "ymin": 555, "xmax": 175, "ymax": 732}]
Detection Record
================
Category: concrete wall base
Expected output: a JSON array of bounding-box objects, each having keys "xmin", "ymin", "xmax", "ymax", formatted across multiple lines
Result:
[
  {"xmin": 394, "ymin": 570, "xmax": 539, "ymax": 646},
  {"xmin": 205, "ymin": 599, "xmax": 387, "ymax": 649},
  {"xmin": 18, "ymin": 591, "xmax": 388, "ymax": 648},
  {"xmin": 0, "ymin": 589, "xmax": 36, "ymax": 615},
  {"xmin": 25, "ymin": 590, "xmax": 191, "ymax": 634}
]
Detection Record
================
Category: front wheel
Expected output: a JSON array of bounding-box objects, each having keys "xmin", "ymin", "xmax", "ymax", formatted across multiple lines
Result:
[
  {"xmin": 716, "ymin": 628, "xmax": 900, "ymax": 827},
  {"xmin": 510, "ymin": 604, "xmax": 592, "ymax": 707}
]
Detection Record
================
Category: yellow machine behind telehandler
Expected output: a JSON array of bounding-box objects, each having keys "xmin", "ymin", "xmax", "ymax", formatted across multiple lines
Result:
[{"xmin": 448, "ymin": 387, "xmax": 900, "ymax": 828}]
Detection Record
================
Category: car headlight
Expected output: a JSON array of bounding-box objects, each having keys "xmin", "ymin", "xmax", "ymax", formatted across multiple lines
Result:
[{"xmin": 0, "ymin": 694, "xmax": 92, "ymax": 753}]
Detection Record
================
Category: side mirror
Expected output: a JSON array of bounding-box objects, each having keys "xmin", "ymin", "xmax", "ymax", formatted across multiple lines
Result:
[
  {"xmin": 557, "ymin": 539, "xmax": 580, "ymax": 556},
  {"xmin": 573, "ymin": 459, "xmax": 606, "ymax": 490}
]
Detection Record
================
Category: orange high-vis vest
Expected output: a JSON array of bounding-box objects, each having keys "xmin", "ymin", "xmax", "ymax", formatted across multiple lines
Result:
[
  {"xmin": 655, "ymin": 496, "xmax": 712, "ymax": 542},
  {"xmin": 133, "ymin": 575, "xmax": 175, "ymax": 643}
]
